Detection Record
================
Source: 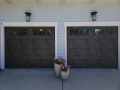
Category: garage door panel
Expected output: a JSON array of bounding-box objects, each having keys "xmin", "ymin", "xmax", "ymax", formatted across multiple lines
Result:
[
  {"xmin": 70, "ymin": 59, "xmax": 90, "ymax": 68},
  {"xmin": 29, "ymin": 59, "xmax": 52, "ymax": 68},
  {"xmin": 32, "ymin": 49, "xmax": 53, "ymax": 57},
  {"xmin": 6, "ymin": 59, "xmax": 30, "ymax": 68},
  {"xmin": 32, "ymin": 39, "xmax": 53, "ymax": 48},
  {"xmin": 67, "ymin": 26, "xmax": 118, "ymax": 68},
  {"xmin": 69, "ymin": 48, "xmax": 90, "ymax": 56}
]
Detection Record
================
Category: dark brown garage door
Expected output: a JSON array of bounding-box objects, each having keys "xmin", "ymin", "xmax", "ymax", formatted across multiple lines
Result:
[
  {"xmin": 67, "ymin": 26, "xmax": 118, "ymax": 68},
  {"xmin": 5, "ymin": 27, "xmax": 55, "ymax": 68}
]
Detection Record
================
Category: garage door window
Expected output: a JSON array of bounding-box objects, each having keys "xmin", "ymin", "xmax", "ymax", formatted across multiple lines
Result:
[
  {"xmin": 94, "ymin": 28, "xmax": 114, "ymax": 35},
  {"xmin": 33, "ymin": 28, "xmax": 52, "ymax": 35},
  {"xmin": 11, "ymin": 29, "xmax": 28, "ymax": 36},
  {"xmin": 69, "ymin": 27, "xmax": 89, "ymax": 35}
]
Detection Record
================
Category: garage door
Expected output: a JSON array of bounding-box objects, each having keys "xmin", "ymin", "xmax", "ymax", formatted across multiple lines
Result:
[
  {"xmin": 5, "ymin": 27, "xmax": 55, "ymax": 68},
  {"xmin": 67, "ymin": 26, "xmax": 118, "ymax": 68}
]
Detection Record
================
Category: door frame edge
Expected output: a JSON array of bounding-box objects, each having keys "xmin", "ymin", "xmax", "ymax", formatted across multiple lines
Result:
[
  {"xmin": 0, "ymin": 22, "xmax": 58, "ymax": 70},
  {"xmin": 64, "ymin": 21, "xmax": 120, "ymax": 69}
]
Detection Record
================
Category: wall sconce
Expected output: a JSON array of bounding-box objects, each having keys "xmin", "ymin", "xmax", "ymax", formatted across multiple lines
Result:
[
  {"xmin": 90, "ymin": 11, "xmax": 98, "ymax": 21},
  {"xmin": 25, "ymin": 12, "xmax": 31, "ymax": 22}
]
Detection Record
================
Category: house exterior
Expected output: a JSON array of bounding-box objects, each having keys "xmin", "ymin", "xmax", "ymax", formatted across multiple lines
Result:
[{"xmin": 0, "ymin": 0, "xmax": 120, "ymax": 70}]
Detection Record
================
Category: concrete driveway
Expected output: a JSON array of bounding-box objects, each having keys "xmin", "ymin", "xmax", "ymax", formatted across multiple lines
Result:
[
  {"xmin": 0, "ymin": 69, "xmax": 120, "ymax": 90},
  {"xmin": 64, "ymin": 69, "xmax": 120, "ymax": 90},
  {"xmin": 0, "ymin": 69, "xmax": 62, "ymax": 90}
]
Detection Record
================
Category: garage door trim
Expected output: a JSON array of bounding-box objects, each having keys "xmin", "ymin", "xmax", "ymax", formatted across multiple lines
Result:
[
  {"xmin": 0, "ymin": 22, "xmax": 58, "ymax": 70},
  {"xmin": 64, "ymin": 22, "xmax": 120, "ymax": 69}
]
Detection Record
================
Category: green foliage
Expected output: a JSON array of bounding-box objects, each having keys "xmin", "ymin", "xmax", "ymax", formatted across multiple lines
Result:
[
  {"xmin": 61, "ymin": 66, "xmax": 68, "ymax": 72},
  {"xmin": 54, "ymin": 60, "xmax": 63, "ymax": 65}
]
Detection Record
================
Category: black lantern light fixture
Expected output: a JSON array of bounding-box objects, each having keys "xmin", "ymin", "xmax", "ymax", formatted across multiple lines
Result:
[
  {"xmin": 90, "ymin": 11, "xmax": 98, "ymax": 21},
  {"xmin": 25, "ymin": 11, "xmax": 31, "ymax": 22}
]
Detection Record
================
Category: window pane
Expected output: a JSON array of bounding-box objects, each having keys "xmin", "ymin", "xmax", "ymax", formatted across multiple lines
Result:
[
  {"xmin": 12, "ymin": 29, "xmax": 28, "ymax": 35},
  {"xmin": 94, "ymin": 27, "xmax": 114, "ymax": 35},
  {"xmin": 69, "ymin": 27, "xmax": 89, "ymax": 35},
  {"xmin": 33, "ymin": 27, "xmax": 53, "ymax": 35}
]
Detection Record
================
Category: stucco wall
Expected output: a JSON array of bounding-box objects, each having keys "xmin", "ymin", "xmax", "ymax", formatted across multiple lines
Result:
[{"xmin": 0, "ymin": 3, "xmax": 120, "ymax": 68}]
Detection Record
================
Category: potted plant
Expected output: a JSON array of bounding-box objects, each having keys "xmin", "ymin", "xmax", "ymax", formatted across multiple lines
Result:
[
  {"xmin": 61, "ymin": 64, "xmax": 71, "ymax": 80},
  {"xmin": 53, "ymin": 57, "xmax": 63, "ymax": 78}
]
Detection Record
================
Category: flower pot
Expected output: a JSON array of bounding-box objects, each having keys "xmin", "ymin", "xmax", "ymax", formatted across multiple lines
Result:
[
  {"xmin": 61, "ymin": 68, "xmax": 70, "ymax": 80},
  {"xmin": 54, "ymin": 63, "xmax": 61, "ymax": 78}
]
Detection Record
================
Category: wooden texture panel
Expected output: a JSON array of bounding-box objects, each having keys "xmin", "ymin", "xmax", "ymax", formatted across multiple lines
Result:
[
  {"xmin": 67, "ymin": 26, "xmax": 118, "ymax": 68},
  {"xmin": 5, "ymin": 27, "xmax": 55, "ymax": 68}
]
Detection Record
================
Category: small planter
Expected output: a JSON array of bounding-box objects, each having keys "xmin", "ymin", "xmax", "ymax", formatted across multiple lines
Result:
[
  {"xmin": 53, "ymin": 57, "xmax": 64, "ymax": 78},
  {"xmin": 54, "ymin": 63, "xmax": 61, "ymax": 78},
  {"xmin": 61, "ymin": 68, "xmax": 70, "ymax": 80}
]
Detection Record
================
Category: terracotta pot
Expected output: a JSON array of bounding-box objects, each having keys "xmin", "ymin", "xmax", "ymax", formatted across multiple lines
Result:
[
  {"xmin": 61, "ymin": 68, "xmax": 70, "ymax": 80},
  {"xmin": 54, "ymin": 63, "xmax": 61, "ymax": 78}
]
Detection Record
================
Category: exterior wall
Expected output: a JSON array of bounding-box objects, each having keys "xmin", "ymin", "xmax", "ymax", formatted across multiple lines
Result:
[
  {"xmin": 0, "ymin": 24, "xmax": 1, "ymax": 69},
  {"xmin": 0, "ymin": 3, "xmax": 120, "ymax": 69},
  {"xmin": 0, "ymin": 23, "xmax": 4, "ymax": 70},
  {"xmin": 0, "ymin": 4, "xmax": 120, "ymax": 22},
  {"xmin": 118, "ymin": 26, "xmax": 120, "ymax": 69}
]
